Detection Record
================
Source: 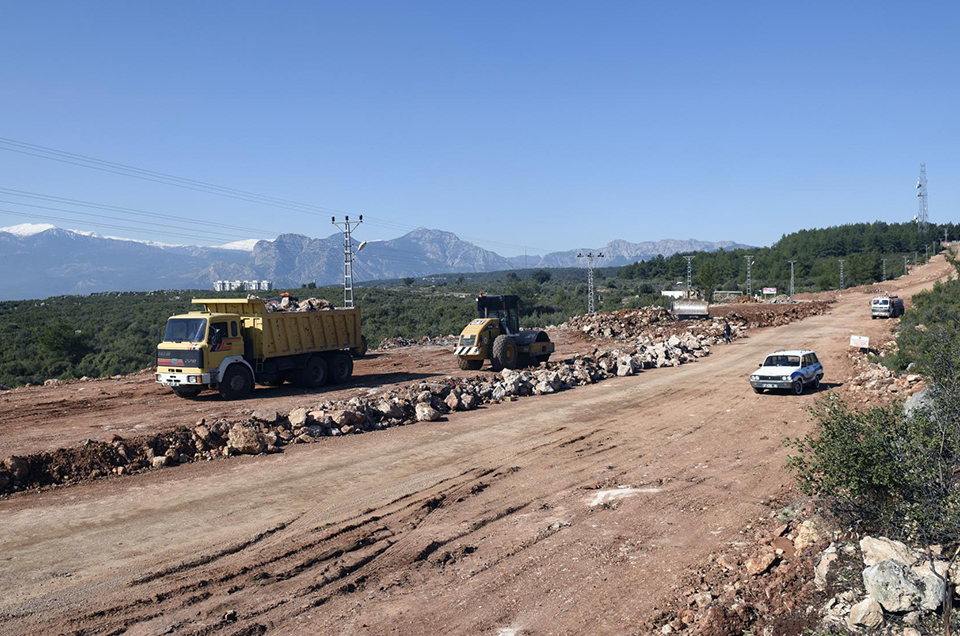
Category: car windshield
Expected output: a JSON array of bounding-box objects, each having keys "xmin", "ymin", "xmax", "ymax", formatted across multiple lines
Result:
[
  {"xmin": 764, "ymin": 354, "xmax": 800, "ymax": 367},
  {"xmin": 873, "ymin": 299, "xmax": 889, "ymax": 305},
  {"xmin": 164, "ymin": 318, "xmax": 207, "ymax": 343}
]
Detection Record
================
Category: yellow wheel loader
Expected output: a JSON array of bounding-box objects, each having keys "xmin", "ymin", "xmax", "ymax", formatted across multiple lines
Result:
[{"xmin": 454, "ymin": 294, "xmax": 554, "ymax": 371}]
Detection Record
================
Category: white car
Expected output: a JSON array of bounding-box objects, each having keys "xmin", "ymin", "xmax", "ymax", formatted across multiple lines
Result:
[{"xmin": 750, "ymin": 350, "xmax": 823, "ymax": 395}]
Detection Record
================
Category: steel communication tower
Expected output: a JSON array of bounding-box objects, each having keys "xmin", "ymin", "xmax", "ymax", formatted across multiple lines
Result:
[
  {"xmin": 787, "ymin": 260, "xmax": 796, "ymax": 297},
  {"xmin": 881, "ymin": 259, "xmax": 886, "ymax": 281},
  {"xmin": 684, "ymin": 256, "xmax": 695, "ymax": 297},
  {"xmin": 577, "ymin": 252, "xmax": 603, "ymax": 314},
  {"xmin": 332, "ymin": 215, "xmax": 363, "ymax": 308},
  {"xmin": 916, "ymin": 163, "xmax": 929, "ymax": 230},
  {"xmin": 744, "ymin": 255, "xmax": 754, "ymax": 298},
  {"xmin": 839, "ymin": 259, "xmax": 845, "ymax": 290}
]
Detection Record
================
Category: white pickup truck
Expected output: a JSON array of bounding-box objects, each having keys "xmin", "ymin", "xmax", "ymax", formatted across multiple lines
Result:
[{"xmin": 750, "ymin": 350, "xmax": 824, "ymax": 395}]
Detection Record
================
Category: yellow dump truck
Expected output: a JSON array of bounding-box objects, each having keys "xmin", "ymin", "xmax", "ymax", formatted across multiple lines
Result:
[{"xmin": 156, "ymin": 298, "xmax": 364, "ymax": 399}]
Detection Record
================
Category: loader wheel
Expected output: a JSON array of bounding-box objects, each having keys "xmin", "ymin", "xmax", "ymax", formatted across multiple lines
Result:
[
  {"xmin": 295, "ymin": 356, "xmax": 328, "ymax": 389},
  {"xmin": 328, "ymin": 352, "xmax": 353, "ymax": 384},
  {"xmin": 172, "ymin": 386, "xmax": 202, "ymax": 399},
  {"xmin": 458, "ymin": 357, "xmax": 483, "ymax": 371},
  {"xmin": 491, "ymin": 335, "xmax": 518, "ymax": 371},
  {"xmin": 219, "ymin": 365, "xmax": 253, "ymax": 400},
  {"xmin": 351, "ymin": 335, "xmax": 368, "ymax": 359}
]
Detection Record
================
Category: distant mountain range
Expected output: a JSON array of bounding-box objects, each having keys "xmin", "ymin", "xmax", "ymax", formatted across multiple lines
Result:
[{"xmin": 0, "ymin": 223, "xmax": 752, "ymax": 300}]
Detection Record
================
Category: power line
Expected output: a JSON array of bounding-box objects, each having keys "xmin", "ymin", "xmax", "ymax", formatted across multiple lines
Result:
[
  {"xmin": 0, "ymin": 198, "xmax": 257, "ymax": 242},
  {"xmin": 0, "ymin": 208, "xmax": 223, "ymax": 243},
  {"xmin": 0, "ymin": 136, "xmax": 561, "ymax": 256},
  {"xmin": 0, "ymin": 187, "xmax": 277, "ymax": 237}
]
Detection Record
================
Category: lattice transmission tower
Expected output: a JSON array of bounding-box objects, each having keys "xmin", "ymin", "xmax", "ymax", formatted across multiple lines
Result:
[
  {"xmin": 916, "ymin": 163, "xmax": 929, "ymax": 230},
  {"xmin": 577, "ymin": 252, "xmax": 603, "ymax": 314},
  {"xmin": 332, "ymin": 215, "xmax": 363, "ymax": 308}
]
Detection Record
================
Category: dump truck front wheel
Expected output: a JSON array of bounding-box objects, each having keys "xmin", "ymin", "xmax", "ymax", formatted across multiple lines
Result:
[
  {"xmin": 219, "ymin": 364, "xmax": 253, "ymax": 400},
  {"xmin": 458, "ymin": 357, "xmax": 484, "ymax": 371},
  {"xmin": 328, "ymin": 352, "xmax": 354, "ymax": 384},
  {"xmin": 491, "ymin": 335, "xmax": 518, "ymax": 371}
]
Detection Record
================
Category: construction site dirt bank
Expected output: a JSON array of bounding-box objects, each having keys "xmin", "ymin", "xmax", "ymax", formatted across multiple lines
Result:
[{"xmin": 0, "ymin": 255, "xmax": 953, "ymax": 636}]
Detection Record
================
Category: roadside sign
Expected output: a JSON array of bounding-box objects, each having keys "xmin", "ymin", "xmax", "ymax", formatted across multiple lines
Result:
[
  {"xmin": 762, "ymin": 287, "xmax": 777, "ymax": 295},
  {"xmin": 850, "ymin": 335, "xmax": 870, "ymax": 348}
]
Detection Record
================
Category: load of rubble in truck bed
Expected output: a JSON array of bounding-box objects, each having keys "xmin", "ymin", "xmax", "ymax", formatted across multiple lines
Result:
[{"xmin": 259, "ymin": 295, "xmax": 335, "ymax": 312}]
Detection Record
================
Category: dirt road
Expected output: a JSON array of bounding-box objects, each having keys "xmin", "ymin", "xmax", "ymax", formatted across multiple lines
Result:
[{"xmin": 0, "ymin": 257, "xmax": 952, "ymax": 636}]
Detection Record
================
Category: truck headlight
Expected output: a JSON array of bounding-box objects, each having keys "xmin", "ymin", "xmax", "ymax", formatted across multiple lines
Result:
[{"xmin": 187, "ymin": 375, "xmax": 198, "ymax": 382}]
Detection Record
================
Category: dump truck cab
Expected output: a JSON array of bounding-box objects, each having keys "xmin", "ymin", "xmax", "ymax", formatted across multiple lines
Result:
[
  {"xmin": 455, "ymin": 294, "xmax": 554, "ymax": 371},
  {"xmin": 156, "ymin": 309, "xmax": 251, "ymax": 399}
]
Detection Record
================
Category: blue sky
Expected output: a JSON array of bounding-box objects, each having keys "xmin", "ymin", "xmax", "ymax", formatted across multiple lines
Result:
[{"xmin": 0, "ymin": 1, "xmax": 957, "ymax": 255}]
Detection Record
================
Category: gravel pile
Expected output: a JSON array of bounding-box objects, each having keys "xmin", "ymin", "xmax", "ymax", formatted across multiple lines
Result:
[{"xmin": 561, "ymin": 306, "xmax": 745, "ymax": 343}]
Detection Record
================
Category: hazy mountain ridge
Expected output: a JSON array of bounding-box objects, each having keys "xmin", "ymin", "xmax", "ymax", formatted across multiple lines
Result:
[{"xmin": 0, "ymin": 224, "xmax": 750, "ymax": 300}]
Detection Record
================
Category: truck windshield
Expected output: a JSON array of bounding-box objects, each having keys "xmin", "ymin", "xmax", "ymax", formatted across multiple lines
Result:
[
  {"xmin": 764, "ymin": 355, "xmax": 800, "ymax": 367},
  {"xmin": 164, "ymin": 318, "xmax": 207, "ymax": 343}
]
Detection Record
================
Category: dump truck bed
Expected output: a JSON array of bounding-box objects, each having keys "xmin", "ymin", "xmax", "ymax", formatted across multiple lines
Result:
[{"xmin": 192, "ymin": 299, "xmax": 362, "ymax": 360}]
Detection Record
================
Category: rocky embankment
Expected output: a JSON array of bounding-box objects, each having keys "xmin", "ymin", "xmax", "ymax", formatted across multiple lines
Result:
[{"xmin": 651, "ymin": 509, "xmax": 958, "ymax": 635}]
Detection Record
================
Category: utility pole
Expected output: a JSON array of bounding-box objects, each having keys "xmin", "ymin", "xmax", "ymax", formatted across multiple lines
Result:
[
  {"xmin": 916, "ymin": 163, "xmax": 929, "ymax": 230},
  {"xmin": 881, "ymin": 258, "xmax": 886, "ymax": 281},
  {"xmin": 577, "ymin": 252, "xmax": 604, "ymax": 314},
  {"xmin": 331, "ymin": 214, "xmax": 363, "ymax": 308},
  {"xmin": 787, "ymin": 260, "xmax": 796, "ymax": 297},
  {"xmin": 839, "ymin": 259, "xmax": 845, "ymax": 290},
  {"xmin": 915, "ymin": 251, "xmax": 919, "ymax": 266},
  {"xmin": 684, "ymin": 255, "xmax": 694, "ymax": 298},
  {"xmin": 744, "ymin": 255, "xmax": 754, "ymax": 298}
]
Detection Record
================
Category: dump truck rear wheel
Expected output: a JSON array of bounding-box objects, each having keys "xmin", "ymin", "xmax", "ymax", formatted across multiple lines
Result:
[
  {"xmin": 491, "ymin": 335, "xmax": 518, "ymax": 371},
  {"xmin": 328, "ymin": 352, "xmax": 353, "ymax": 384},
  {"xmin": 219, "ymin": 365, "xmax": 253, "ymax": 400},
  {"xmin": 172, "ymin": 387, "xmax": 202, "ymax": 399},
  {"xmin": 351, "ymin": 335, "xmax": 369, "ymax": 359},
  {"xmin": 458, "ymin": 357, "xmax": 483, "ymax": 371},
  {"xmin": 296, "ymin": 356, "xmax": 328, "ymax": 389}
]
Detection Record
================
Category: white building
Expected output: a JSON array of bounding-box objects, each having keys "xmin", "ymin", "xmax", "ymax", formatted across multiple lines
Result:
[{"xmin": 213, "ymin": 279, "xmax": 273, "ymax": 292}]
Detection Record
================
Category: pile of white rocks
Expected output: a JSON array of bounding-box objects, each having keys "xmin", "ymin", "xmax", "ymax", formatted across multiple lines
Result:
[{"xmin": 817, "ymin": 535, "xmax": 956, "ymax": 632}]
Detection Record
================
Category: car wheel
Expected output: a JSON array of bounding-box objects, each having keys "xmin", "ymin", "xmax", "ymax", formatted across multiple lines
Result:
[
  {"xmin": 792, "ymin": 379, "xmax": 804, "ymax": 395},
  {"xmin": 813, "ymin": 375, "xmax": 822, "ymax": 391}
]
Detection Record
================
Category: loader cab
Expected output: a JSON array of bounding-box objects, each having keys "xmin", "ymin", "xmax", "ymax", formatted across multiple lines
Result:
[{"xmin": 477, "ymin": 294, "xmax": 520, "ymax": 335}]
